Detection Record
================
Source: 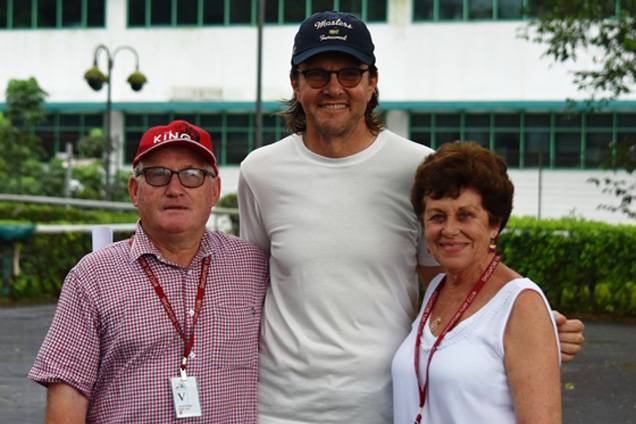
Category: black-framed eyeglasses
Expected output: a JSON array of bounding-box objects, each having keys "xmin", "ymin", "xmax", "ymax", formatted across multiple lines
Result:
[
  {"xmin": 296, "ymin": 68, "xmax": 369, "ymax": 88},
  {"xmin": 141, "ymin": 167, "xmax": 214, "ymax": 188}
]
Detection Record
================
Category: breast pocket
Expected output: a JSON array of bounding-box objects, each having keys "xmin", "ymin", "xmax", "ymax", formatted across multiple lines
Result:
[{"xmin": 211, "ymin": 302, "xmax": 262, "ymax": 369}]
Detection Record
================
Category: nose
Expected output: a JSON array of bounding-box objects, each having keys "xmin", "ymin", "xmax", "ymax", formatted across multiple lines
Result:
[
  {"xmin": 323, "ymin": 72, "xmax": 343, "ymax": 94},
  {"xmin": 441, "ymin": 217, "xmax": 460, "ymax": 237},
  {"xmin": 164, "ymin": 172, "xmax": 185, "ymax": 195}
]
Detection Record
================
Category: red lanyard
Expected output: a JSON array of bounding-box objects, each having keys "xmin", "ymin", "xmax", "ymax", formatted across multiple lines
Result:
[
  {"xmin": 413, "ymin": 254, "xmax": 501, "ymax": 424},
  {"xmin": 139, "ymin": 255, "xmax": 211, "ymax": 378}
]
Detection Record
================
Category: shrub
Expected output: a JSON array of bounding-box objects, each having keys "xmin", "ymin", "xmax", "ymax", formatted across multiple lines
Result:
[
  {"xmin": 500, "ymin": 217, "xmax": 636, "ymax": 316},
  {"xmin": 2, "ymin": 207, "xmax": 636, "ymax": 317}
]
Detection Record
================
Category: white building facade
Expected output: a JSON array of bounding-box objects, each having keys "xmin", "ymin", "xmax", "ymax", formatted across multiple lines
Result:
[{"xmin": 0, "ymin": 0, "xmax": 634, "ymax": 224}]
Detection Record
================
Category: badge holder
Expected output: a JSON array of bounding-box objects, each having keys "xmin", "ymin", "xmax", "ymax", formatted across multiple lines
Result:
[{"xmin": 170, "ymin": 358, "xmax": 202, "ymax": 418}]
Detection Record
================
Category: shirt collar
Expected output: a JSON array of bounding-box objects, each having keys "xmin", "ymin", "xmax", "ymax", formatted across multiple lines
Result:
[{"xmin": 129, "ymin": 220, "xmax": 215, "ymax": 266}]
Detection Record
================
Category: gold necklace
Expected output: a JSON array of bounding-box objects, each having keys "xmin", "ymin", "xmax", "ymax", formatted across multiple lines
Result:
[
  {"xmin": 430, "ymin": 315, "xmax": 442, "ymax": 331},
  {"xmin": 430, "ymin": 283, "xmax": 475, "ymax": 332}
]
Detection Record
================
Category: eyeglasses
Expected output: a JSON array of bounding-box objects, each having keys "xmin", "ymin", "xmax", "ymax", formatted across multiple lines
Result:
[
  {"xmin": 296, "ymin": 68, "xmax": 369, "ymax": 89},
  {"xmin": 141, "ymin": 167, "xmax": 214, "ymax": 188}
]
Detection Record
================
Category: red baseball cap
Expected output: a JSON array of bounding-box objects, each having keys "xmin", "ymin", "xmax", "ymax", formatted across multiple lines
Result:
[{"xmin": 133, "ymin": 120, "xmax": 218, "ymax": 176}]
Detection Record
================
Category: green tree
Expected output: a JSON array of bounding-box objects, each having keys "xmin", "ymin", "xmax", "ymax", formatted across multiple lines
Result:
[
  {"xmin": 77, "ymin": 127, "xmax": 108, "ymax": 158},
  {"xmin": 111, "ymin": 169, "xmax": 133, "ymax": 202},
  {"xmin": 1, "ymin": 78, "xmax": 127, "ymax": 201},
  {"xmin": 6, "ymin": 77, "xmax": 48, "ymax": 130},
  {"xmin": 43, "ymin": 158, "xmax": 70, "ymax": 197},
  {"xmin": 0, "ymin": 78, "xmax": 48, "ymax": 194},
  {"xmin": 523, "ymin": 0, "xmax": 636, "ymax": 220}
]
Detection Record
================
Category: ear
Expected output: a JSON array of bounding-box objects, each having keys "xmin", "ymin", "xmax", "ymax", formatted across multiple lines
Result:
[
  {"xmin": 210, "ymin": 176, "xmax": 222, "ymax": 206},
  {"xmin": 291, "ymin": 73, "xmax": 301, "ymax": 97},
  {"xmin": 129, "ymin": 175, "xmax": 140, "ymax": 207},
  {"xmin": 367, "ymin": 71, "xmax": 378, "ymax": 102},
  {"xmin": 490, "ymin": 222, "xmax": 502, "ymax": 240}
]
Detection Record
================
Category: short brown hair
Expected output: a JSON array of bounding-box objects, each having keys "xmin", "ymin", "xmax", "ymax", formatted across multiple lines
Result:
[
  {"xmin": 277, "ymin": 64, "xmax": 384, "ymax": 135},
  {"xmin": 411, "ymin": 141, "xmax": 514, "ymax": 234}
]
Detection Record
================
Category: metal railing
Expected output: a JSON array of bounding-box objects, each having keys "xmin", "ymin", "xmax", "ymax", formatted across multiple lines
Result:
[{"xmin": 0, "ymin": 194, "xmax": 239, "ymax": 233}]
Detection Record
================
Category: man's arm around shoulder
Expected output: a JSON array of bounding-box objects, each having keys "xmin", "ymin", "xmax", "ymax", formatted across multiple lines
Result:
[{"xmin": 46, "ymin": 382, "xmax": 88, "ymax": 424}]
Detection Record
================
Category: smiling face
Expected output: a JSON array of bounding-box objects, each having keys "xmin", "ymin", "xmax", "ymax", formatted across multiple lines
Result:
[
  {"xmin": 424, "ymin": 188, "xmax": 501, "ymax": 276},
  {"xmin": 292, "ymin": 51, "xmax": 377, "ymax": 141},
  {"xmin": 128, "ymin": 145, "xmax": 220, "ymax": 243}
]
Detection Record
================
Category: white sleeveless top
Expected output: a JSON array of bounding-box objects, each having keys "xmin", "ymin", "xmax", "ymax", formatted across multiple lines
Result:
[{"xmin": 391, "ymin": 276, "xmax": 560, "ymax": 424}]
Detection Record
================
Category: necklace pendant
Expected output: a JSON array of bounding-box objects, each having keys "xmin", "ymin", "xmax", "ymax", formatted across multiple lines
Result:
[{"xmin": 430, "ymin": 315, "xmax": 442, "ymax": 331}]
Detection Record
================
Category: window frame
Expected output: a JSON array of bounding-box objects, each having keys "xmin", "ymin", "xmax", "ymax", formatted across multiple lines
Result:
[
  {"xmin": 0, "ymin": 0, "xmax": 105, "ymax": 29},
  {"xmin": 408, "ymin": 110, "xmax": 633, "ymax": 170},
  {"xmin": 126, "ymin": 0, "xmax": 388, "ymax": 27}
]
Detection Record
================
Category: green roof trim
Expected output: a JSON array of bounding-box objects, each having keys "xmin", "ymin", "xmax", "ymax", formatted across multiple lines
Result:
[{"xmin": 1, "ymin": 100, "xmax": 636, "ymax": 113}]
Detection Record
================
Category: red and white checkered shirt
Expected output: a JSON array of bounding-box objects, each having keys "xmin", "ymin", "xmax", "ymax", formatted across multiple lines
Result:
[{"xmin": 29, "ymin": 222, "xmax": 269, "ymax": 423}]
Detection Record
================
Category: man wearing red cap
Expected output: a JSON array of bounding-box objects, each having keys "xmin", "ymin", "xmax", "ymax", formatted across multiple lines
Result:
[
  {"xmin": 30, "ymin": 121, "xmax": 269, "ymax": 423},
  {"xmin": 238, "ymin": 11, "xmax": 584, "ymax": 424}
]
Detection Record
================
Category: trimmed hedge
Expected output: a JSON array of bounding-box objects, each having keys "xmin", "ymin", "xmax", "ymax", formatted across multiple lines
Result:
[
  {"xmin": 0, "ymin": 202, "xmax": 138, "ymax": 303},
  {"xmin": 11, "ymin": 231, "xmax": 133, "ymax": 301},
  {"xmin": 0, "ymin": 202, "xmax": 139, "ymax": 224},
  {"xmin": 500, "ymin": 217, "xmax": 636, "ymax": 316},
  {"xmin": 1, "ymin": 203, "xmax": 635, "ymax": 316}
]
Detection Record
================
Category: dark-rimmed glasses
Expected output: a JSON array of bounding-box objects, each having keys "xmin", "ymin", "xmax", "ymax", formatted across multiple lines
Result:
[
  {"xmin": 297, "ymin": 68, "xmax": 369, "ymax": 89},
  {"xmin": 141, "ymin": 167, "xmax": 214, "ymax": 188}
]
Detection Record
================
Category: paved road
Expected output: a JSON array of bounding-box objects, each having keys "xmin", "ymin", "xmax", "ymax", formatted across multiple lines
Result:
[
  {"xmin": 561, "ymin": 318, "xmax": 636, "ymax": 423},
  {"xmin": 1, "ymin": 304, "xmax": 635, "ymax": 423},
  {"xmin": 0, "ymin": 305, "xmax": 51, "ymax": 422}
]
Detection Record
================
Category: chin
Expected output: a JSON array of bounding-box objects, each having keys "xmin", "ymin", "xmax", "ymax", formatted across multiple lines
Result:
[
  {"xmin": 435, "ymin": 253, "xmax": 469, "ymax": 270},
  {"xmin": 158, "ymin": 218, "xmax": 192, "ymax": 234},
  {"xmin": 157, "ymin": 226, "xmax": 189, "ymax": 235}
]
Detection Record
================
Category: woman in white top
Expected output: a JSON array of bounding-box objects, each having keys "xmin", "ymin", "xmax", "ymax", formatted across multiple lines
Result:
[{"xmin": 392, "ymin": 141, "xmax": 561, "ymax": 424}]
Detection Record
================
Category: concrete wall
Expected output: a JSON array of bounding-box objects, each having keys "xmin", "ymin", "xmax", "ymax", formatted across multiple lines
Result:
[
  {"xmin": 216, "ymin": 165, "xmax": 634, "ymax": 225},
  {"xmin": 5, "ymin": 2, "xmax": 635, "ymax": 105}
]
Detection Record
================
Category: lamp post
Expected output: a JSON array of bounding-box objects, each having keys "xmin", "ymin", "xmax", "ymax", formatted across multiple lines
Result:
[{"xmin": 84, "ymin": 45, "xmax": 147, "ymax": 200}]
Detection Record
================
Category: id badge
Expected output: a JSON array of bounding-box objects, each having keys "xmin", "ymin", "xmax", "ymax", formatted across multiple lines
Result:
[{"xmin": 170, "ymin": 376, "xmax": 202, "ymax": 418}]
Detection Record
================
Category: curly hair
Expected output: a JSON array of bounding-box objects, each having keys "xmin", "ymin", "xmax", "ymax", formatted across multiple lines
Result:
[
  {"xmin": 411, "ymin": 141, "xmax": 514, "ymax": 234},
  {"xmin": 277, "ymin": 64, "xmax": 384, "ymax": 135}
]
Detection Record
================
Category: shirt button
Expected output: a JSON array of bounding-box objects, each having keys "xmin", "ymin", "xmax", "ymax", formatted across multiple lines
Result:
[{"xmin": 188, "ymin": 309, "xmax": 195, "ymax": 317}]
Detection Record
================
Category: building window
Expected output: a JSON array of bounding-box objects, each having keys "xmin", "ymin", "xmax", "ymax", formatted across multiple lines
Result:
[
  {"xmin": 523, "ymin": 113, "xmax": 550, "ymax": 167},
  {"xmin": 553, "ymin": 113, "xmax": 581, "ymax": 168},
  {"xmin": 408, "ymin": 110, "xmax": 633, "ymax": 170},
  {"xmin": 37, "ymin": 0, "xmax": 56, "ymax": 28},
  {"xmin": 498, "ymin": 0, "xmax": 524, "ymax": 19},
  {"xmin": 440, "ymin": 0, "xmax": 463, "ymax": 20},
  {"xmin": 464, "ymin": 113, "xmax": 491, "ymax": 148},
  {"xmin": 124, "ymin": 112, "xmax": 289, "ymax": 166},
  {"xmin": 151, "ymin": 0, "xmax": 172, "ymax": 26},
  {"xmin": 494, "ymin": 114, "xmax": 521, "ymax": 167},
  {"xmin": 202, "ymin": 0, "xmax": 224, "ymax": 24},
  {"xmin": 176, "ymin": 0, "xmax": 198, "ymax": 25},
  {"xmin": 469, "ymin": 0, "xmax": 494, "ymax": 20},
  {"xmin": 63, "ymin": 0, "xmax": 83, "ymax": 27},
  {"xmin": 13, "ymin": 0, "xmax": 32, "ymax": 27},
  {"xmin": 128, "ymin": 0, "xmax": 145, "ymax": 26},
  {"xmin": 0, "ymin": 0, "xmax": 7, "ymax": 28},
  {"xmin": 412, "ymin": 0, "xmax": 626, "ymax": 22},
  {"xmin": 616, "ymin": 112, "xmax": 636, "ymax": 168},
  {"xmin": 0, "ymin": 0, "xmax": 105, "ymax": 29},
  {"xmin": 127, "ymin": 0, "xmax": 387, "ymax": 27},
  {"xmin": 33, "ymin": 113, "xmax": 104, "ymax": 160}
]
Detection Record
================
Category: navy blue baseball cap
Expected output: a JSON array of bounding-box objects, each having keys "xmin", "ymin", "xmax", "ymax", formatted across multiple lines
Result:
[{"xmin": 291, "ymin": 11, "xmax": 375, "ymax": 65}]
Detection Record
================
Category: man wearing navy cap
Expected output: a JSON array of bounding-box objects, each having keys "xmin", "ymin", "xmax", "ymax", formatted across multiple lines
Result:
[
  {"xmin": 30, "ymin": 121, "xmax": 269, "ymax": 423},
  {"xmin": 238, "ymin": 11, "xmax": 584, "ymax": 423}
]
